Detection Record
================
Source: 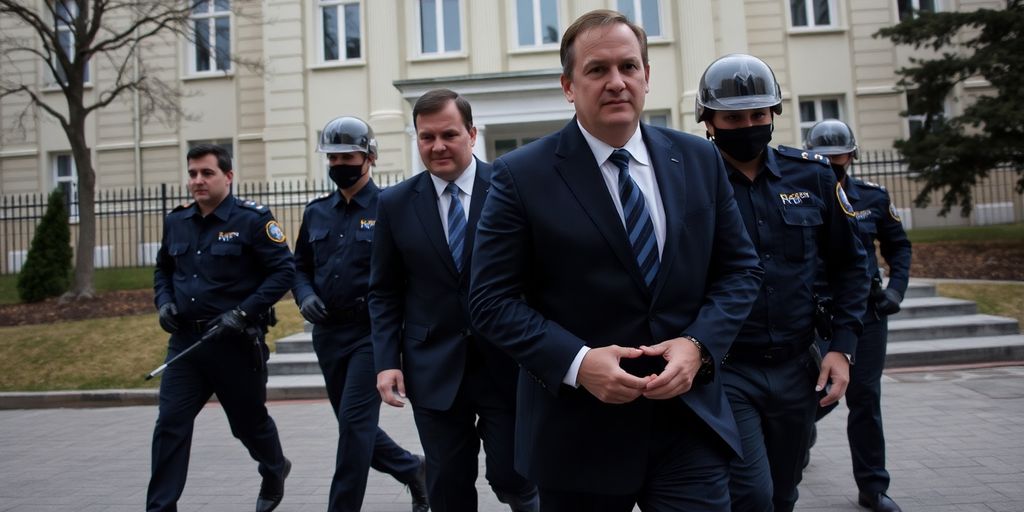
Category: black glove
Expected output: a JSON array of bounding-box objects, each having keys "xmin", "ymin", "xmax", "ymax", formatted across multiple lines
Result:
[
  {"xmin": 299, "ymin": 295, "xmax": 328, "ymax": 324},
  {"xmin": 209, "ymin": 308, "xmax": 250, "ymax": 340},
  {"xmin": 158, "ymin": 302, "xmax": 179, "ymax": 334},
  {"xmin": 874, "ymin": 288, "xmax": 903, "ymax": 316}
]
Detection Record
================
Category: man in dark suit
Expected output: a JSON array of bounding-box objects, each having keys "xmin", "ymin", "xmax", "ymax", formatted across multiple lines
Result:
[
  {"xmin": 469, "ymin": 10, "xmax": 764, "ymax": 511},
  {"xmin": 369, "ymin": 88, "xmax": 538, "ymax": 512}
]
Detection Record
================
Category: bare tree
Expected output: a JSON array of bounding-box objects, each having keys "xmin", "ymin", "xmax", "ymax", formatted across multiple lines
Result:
[{"xmin": 0, "ymin": 0, "xmax": 257, "ymax": 300}]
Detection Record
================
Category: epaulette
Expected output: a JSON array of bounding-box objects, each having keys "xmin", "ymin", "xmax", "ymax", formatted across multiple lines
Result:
[
  {"xmin": 860, "ymin": 179, "xmax": 886, "ymax": 190},
  {"xmin": 777, "ymin": 145, "xmax": 830, "ymax": 167},
  {"xmin": 171, "ymin": 201, "xmax": 194, "ymax": 212},
  {"xmin": 306, "ymin": 192, "xmax": 333, "ymax": 205},
  {"xmin": 236, "ymin": 197, "xmax": 268, "ymax": 212}
]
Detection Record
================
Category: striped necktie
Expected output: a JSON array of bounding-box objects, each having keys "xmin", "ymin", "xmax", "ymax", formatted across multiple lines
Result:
[
  {"xmin": 445, "ymin": 181, "xmax": 466, "ymax": 273},
  {"xmin": 608, "ymin": 149, "xmax": 659, "ymax": 289}
]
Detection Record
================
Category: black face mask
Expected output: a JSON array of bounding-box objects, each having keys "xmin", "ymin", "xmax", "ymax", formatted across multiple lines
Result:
[
  {"xmin": 831, "ymin": 162, "xmax": 849, "ymax": 183},
  {"xmin": 712, "ymin": 124, "xmax": 773, "ymax": 162},
  {"xmin": 329, "ymin": 164, "xmax": 365, "ymax": 189}
]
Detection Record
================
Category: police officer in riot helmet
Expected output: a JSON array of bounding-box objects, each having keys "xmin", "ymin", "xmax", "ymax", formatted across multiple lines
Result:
[
  {"xmin": 806, "ymin": 119, "xmax": 911, "ymax": 512},
  {"xmin": 697, "ymin": 53, "xmax": 870, "ymax": 512},
  {"xmin": 292, "ymin": 116, "xmax": 429, "ymax": 512}
]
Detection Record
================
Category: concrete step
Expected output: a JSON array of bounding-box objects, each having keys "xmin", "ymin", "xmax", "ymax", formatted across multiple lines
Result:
[
  {"xmin": 885, "ymin": 334, "xmax": 1024, "ymax": 368},
  {"xmin": 902, "ymin": 281, "xmax": 936, "ymax": 299},
  {"xmin": 891, "ymin": 296, "xmax": 977, "ymax": 320},
  {"xmin": 275, "ymin": 332, "xmax": 313, "ymax": 354},
  {"xmin": 266, "ymin": 374, "xmax": 327, "ymax": 401},
  {"xmin": 267, "ymin": 352, "xmax": 321, "ymax": 376},
  {"xmin": 888, "ymin": 314, "xmax": 1020, "ymax": 342}
]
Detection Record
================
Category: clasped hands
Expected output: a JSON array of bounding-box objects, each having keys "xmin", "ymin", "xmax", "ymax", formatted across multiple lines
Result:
[{"xmin": 577, "ymin": 338, "xmax": 703, "ymax": 404}]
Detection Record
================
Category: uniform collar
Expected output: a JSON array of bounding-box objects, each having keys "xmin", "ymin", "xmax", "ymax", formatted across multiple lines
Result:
[
  {"xmin": 332, "ymin": 179, "xmax": 378, "ymax": 209},
  {"xmin": 844, "ymin": 177, "xmax": 862, "ymax": 200},
  {"xmin": 195, "ymin": 193, "xmax": 235, "ymax": 221},
  {"xmin": 724, "ymin": 147, "xmax": 781, "ymax": 181}
]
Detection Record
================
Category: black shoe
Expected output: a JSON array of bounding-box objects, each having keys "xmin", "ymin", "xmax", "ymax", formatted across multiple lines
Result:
[
  {"xmin": 255, "ymin": 458, "xmax": 291, "ymax": 512},
  {"xmin": 858, "ymin": 491, "xmax": 902, "ymax": 512},
  {"xmin": 408, "ymin": 455, "xmax": 429, "ymax": 512}
]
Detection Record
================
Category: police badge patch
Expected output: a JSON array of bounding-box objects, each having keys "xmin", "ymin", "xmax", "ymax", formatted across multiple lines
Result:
[
  {"xmin": 266, "ymin": 220, "xmax": 286, "ymax": 243},
  {"xmin": 889, "ymin": 202, "xmax": 903, "ymax": 222},
  {"xmin": 836, "ymin": 183, "xmax": 856, "ymax": 217}
]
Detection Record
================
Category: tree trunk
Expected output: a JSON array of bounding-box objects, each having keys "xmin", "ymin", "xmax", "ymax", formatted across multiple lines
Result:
[{"xmin": 65, "ymin": 117, "xmax": 96, "ymax": 301}]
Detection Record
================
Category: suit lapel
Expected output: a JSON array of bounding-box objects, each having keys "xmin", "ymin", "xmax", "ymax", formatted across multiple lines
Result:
[
  {"xmin": 413, "ymin": 173, "xmax": 460, "ymax": 279},
  {"xmin": 644, "ymin": 125, "xmax": 685, "ymax": 301},
  {"xmin": 554, "ymin": 121, "xmax": 650, "ymax": 296},
  {"xmin": 462, "ymin": 159, "xmax": 490, "ymax": 285}
]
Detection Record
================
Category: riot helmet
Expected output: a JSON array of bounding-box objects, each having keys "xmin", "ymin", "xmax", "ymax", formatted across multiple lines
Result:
[
  {"xmin": 805, "ymin": 119, "xmax": 858, "ymax": 159},
  {"xmin": 317, "ymin": 116, "xmax": 378, "ymax": 157},
  {"xmin": 696, "ymin": 54, "xmax": 783, "ymax": 122}
]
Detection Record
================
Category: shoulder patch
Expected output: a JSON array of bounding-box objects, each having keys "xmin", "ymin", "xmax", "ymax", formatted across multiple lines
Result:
[
  {"xmin": 778, "ymin": 145, "xmax": 830, "ymax": 167},
  {"xmin": 265, "ymin": 220, "xmax": 287, "ymax": 243},
  {"xmin": 888, "ymin": 202, "xmax": 903, "ymax": 223},
  {"xmin": 836, "ymin": 182, "xmax": 856, "ymax": 217},
  {"xmin": 237, "ymin": 198, "xmax": 267, "ymax": 211}
]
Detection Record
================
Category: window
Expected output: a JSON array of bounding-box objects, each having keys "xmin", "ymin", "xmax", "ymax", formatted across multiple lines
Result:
[
  {"xmin": 516, "ymin": 0, "xmax": 559, "ymax": 48},
  {"xmin": 492, "ymin": 136, "xmax": 539, "ymax": 159},
  {"xmin": 898, "ymin": 0, "xmax": 938, "ymax": 21},
  {"xmin": 643, "ymin": 111, "xmax": 671, "ymax": 128},
  {"xmin": 320, "ymin": 0, "xmax": 361, "ymax": 62},
  {"xmin": 906, "ymin": 91, "xmax": 947, "ymax": 137},
  {"xmin": 52, "ymin": 0, "xmax": 90, "ymax": 84},
  {"xmin": 790, "ymin": 0, "xmax": 835, "ymax": 28},
  {"xmin": 189, "ymin": 0, "xmax": 231, "ymax": 73},
  {"xmin": 617, "ymin": 0, "xmax": 662, "ymax": 37},
  {"xmin": 798, "ymin": 97, "xmax": 842, "ymax": 142},
  {"xmin": 53, "ymin": 153, "xmax": 79, "ymax": 218},
  {"xmin": 420, "ymin": 0, "xmax": 461, "ymax": 54}
]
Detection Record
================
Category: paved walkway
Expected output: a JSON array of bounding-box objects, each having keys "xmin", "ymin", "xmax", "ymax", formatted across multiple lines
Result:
[{"xmin": 1, "ymin": 365, "xmax": 1022, "ymax": 511}]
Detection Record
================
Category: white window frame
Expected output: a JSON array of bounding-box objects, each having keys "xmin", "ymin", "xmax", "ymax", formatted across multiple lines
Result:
[
  {"xmin": 187, "ymin": 0, "xmax": 232, "ymax": 75},
  {"xmin": 898, "ymin": 0, "xmax": 942, "ymax": 21},
  {"xmin": 616, "ymin": 0, "xmax": 662, "ymax": 38},
  {"xmin": 52, "ymin": 153, "xmax": 79, "ymax": 220},
  {"xmin": 417, "ymin": 0, "xmax": 462, "ymax": 56},
  {"xmin": 643, "ymin": 110, "xmax": 671, "ymax": 129},
  {"xmin": 789, "ymin": 0, "xmax": 838, "ymax": 29},
  {"xmin": 514, "ymin": 0, "xmax": 560, "ymax": 49},
  {"xmin": 797, "ymin": 96, "xmax": 844, "ymax": 143},
  {"xmin": 318, "ymin": 0, "xmax": 363, "ymax": 64},
  {"xmin": 51, "ymin": 0, "xmax": 90, "ymax": 85}
]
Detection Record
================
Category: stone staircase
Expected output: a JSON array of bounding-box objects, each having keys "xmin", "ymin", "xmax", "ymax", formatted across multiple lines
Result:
[{"xmin": 264, "ymin": 281, "xmax": 1024, "ymax": 399}]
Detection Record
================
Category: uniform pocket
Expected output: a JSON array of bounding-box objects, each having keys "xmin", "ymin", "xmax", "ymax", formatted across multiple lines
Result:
[
  {"xmin": 781, "ymin": 207, "xmax": 823, "ymax": 262},
  {"xmin": 309, "ymin": 228, "xmax": 330, "ymax": 265}
]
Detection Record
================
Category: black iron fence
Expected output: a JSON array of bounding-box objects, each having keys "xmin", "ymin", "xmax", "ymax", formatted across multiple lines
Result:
[{"xmin": 0, "ymin": 157, "xmax": 1021, "ymax": 275}]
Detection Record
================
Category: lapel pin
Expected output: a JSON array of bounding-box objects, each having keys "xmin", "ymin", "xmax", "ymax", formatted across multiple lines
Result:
[{"xmin": 670, "ymin": 158, "xmax": 679, "ymax": 163}]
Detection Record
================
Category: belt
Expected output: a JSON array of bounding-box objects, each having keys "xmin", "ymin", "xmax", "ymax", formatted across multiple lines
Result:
[
  {"xmin": 322, "ymin": 300, "xmax": 370, "ymax": 326},
  {"xmin": 724, "ymin": 342, "xmax": 812, "ymax": 366},
  {"xmin": 181, "ymin": 319, "xmax": 213, "ymax": 332}
]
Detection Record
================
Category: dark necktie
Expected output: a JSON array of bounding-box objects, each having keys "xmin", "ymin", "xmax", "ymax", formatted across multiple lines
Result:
[
  {"xmin": 608, "ymin": 149, "xmax": 659, "ymax": 289},
  {"xmin": 446, "ymin": 181, "xmax": 466, "ymax": 273}
]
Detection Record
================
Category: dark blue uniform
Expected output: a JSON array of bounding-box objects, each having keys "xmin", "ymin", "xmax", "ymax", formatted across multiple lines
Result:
[
  {"xmin": 723, "ymin": 146, "xmax": 869, "ymax": 512},
  {"xmin": 836, "ymin": 177, "xmax": 911, "ymax": 497},
  {"xmin": 148, "ymin": 194, "xmax": 293, "ymax": 512},
  {"xmin": 292, "ymin": 180, "xmax": 421, "ymax": 511}
]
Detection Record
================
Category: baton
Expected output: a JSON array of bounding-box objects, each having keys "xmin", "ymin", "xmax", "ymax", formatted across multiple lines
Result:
[{"xmin": 144, "ymin": 325, "xmax": 221, "ymax": 380}]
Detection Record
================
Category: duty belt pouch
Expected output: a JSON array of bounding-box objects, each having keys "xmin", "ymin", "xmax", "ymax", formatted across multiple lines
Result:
[
  {"xmin": 809, "ymin": 342, "xmax": 823, "ymax": 373},
  {"xmin": 244, "ymin": 325, "xmax": 269, "ymax": 372},
  {"xmin": 813, "ymin": 294, "xmax": 834, "ymax": 342}
]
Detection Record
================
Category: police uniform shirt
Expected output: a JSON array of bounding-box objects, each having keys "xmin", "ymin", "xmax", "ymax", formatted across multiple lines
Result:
[
  {"xmin": 154, "ymin": 194, "xmax": 295, "ymax": 324},
  {"xmin": 726, "ymin": 146, "xmax": 869, "ymax": 354},
  {"xmin": 845, "ymin": 177, "xmax": 912, "ymax": 299},
  {"xmin": 292, "ymin": 180, "xmax": 378, "ymax": 324}
]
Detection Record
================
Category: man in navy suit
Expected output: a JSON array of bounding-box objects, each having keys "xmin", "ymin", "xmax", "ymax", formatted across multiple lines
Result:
[
  {"xmin": 469, "ymin": 10, "xmax": 764, "ymax": 511},
  {"xmin": 369, "ymin": 88, "xmax": 538, "ymax": 512}
]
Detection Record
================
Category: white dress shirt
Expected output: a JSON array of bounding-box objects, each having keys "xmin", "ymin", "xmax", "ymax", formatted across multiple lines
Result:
[{"xmin": 429, "ymin": 158, "xmax": 477, "ymax": 243}]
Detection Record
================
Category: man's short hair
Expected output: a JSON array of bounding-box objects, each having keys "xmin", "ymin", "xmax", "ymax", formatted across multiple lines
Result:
[
  {"xmin": 560, "ymin": 9, "xmax": 648, "ymax": 81},
  {"xmin": 413, "ymin": 88, "xmax": 474, "ymax": 132},
  {"xmin": 186, "ymin": 144, "xmax": 233, "ymax": 173}
]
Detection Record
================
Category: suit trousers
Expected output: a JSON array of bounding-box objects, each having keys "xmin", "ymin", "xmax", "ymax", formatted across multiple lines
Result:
[
  {"xmin": 845, "ymin": 316, "xmax": 890, "ymax": 494},
  {"xmin": 147, "ymin": 330, "xmax": 287, "ymax": 512},
  {"xmin": 411, "ymin": 355, "xmax": 535, "ymax": 512},
  {"xmin": 312, "ymin": 328, "xmax": 421, "ymax": 512},
  {"xmin": 537, "ymin": 400, "xmax": 731, "ymax": 512},
  {"xmin": 723, "ymin": 351, "xmax": 818, "ymax": 512}
]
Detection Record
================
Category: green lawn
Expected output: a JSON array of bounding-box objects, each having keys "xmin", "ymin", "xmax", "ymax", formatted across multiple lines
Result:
[
  {"xmin": 907, "ymin": 222, "xmax": 1023, "ymax": 244},
  {"xmin": 935, "ymin": 282, "xmax": 1024, "ymax": 329},
  {"xmin": 0, "ymin": 266, "xmax": 154, "ymax": 305}
]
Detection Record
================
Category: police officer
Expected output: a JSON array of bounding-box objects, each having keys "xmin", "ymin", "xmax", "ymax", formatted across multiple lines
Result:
[
  {"xmin": 806, "ymin": 119, "xmax": 911, "ymax": 512},
  {"xmin": 292, "ymin": 116, "xmax": 428, "ymax": 512},
  {"xmin": 148, "ymin": 144, "xmax": 293, "ymax": 512},
  {"xmin": 696, "ymin": 54, "xmax": 870, "ymax": 512}
]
